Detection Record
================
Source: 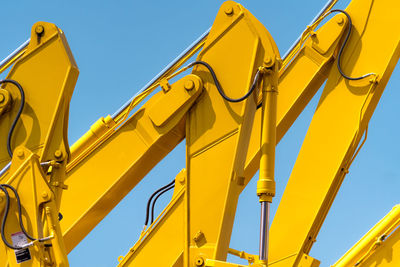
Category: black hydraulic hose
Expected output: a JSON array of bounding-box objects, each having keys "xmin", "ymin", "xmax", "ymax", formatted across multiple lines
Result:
[
  {"xmin": 0, "ymin": 184, "xmax": 18, "ymax": 249},
  {"xmin": 254, "ymin": 9, "xmax": 371, "ymax": 109},
  {"xmin": 0, "ymin": 184, "xmax": 43, "ymax": 250},
  {"xmin": 150, "ymin": 183, "xmax": 175, "ymax": 224},
  {"xmin": 187, "ymin": 61, "xmax": 261, "ymax": 103},
  {"xmin": 0, "ymin": 79, "xmax": 25, "ymax": 158},
  {"xmin": 0, "ymin": 184, "xmax": 30, "ymax": 250},
  {"xmin": 329, "ymin": 9, "xmax": 375, "ymax": 80},
  {"xmin": 2, "ymin": 184, "xmax": 36, "ymax": 241},
  {"xmin": 144, "ymin": 179, "xmax": 175, "ymax": 226}
]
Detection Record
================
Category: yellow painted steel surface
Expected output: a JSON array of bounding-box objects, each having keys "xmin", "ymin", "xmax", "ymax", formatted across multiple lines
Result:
[
  {"xmin": 117, "ymin": 171, "xmax": 187, "ymax": 266},
  {"xmin": 56, "ymin": 1, "xmax": 368, "ymax": 265},
  {"xmin": 185, "ymin": 1, "xmax": 278, "ymax": 264},
  {"xmin": 0, "ymin": 22, "xmax": 78, "ymax": 169},
  {"xmin": 359, "ymin": 231, "xmax": 400, "ymax": 267},
  {"xmin": 1, "ymin": 0, "xmax": 400, "ymax": 266},
  {"xmin": 61, "ymin": 74, "xmax": 202, "ymax": 252},
  {"xmin": 334, "ymin": 205, "xmax": 400, "ymax": 266},
  {"xmin": 115, "ymin": 2, "xmax": 281, "ymax": 265},
  {"xmin": 268, "ymin": 0, "xmax": 400, "ymax": 266},
  {"xmin": 0, "ymin": 22, "xmax": 78, "ymax": 266},
  {"xmin": 1, "ymin": 148, "xmax": 69, "ymax": 266}
]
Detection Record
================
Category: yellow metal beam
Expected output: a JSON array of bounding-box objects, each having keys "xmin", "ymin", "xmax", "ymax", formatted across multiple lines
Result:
[
  {"xmin": 60, "ymin": 74, "xmax": 203, "ymax": 253},
  {"xmin": 0, "ymin": 21, "xmax": 78, "ymax": 174},
  {"xmin": 267, "ymin": 0, "xmax": 400, "ymax": 265},
  {"xmin": 334, "ymin": 205, "xmax": 400, "ymax": 266},
  {"xmin": 1, "ymin": 148, "xmax": 69, "ymax": 266},
  {"xmin": 60, "ymin": 1, "xmax": 348, "ymax": 262},
  {"xmin": 0, "ymin": 22, "xmax": 78, "ymax": 266}
]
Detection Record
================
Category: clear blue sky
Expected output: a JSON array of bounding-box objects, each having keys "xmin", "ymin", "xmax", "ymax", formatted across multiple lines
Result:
[{"xmin": 2, "ymin": 1, "xmax": 400, "ymax": 266}]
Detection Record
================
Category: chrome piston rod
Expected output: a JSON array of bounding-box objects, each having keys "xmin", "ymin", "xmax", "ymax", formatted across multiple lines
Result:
[
  {"xmin": 0, "ymin": 0, "xmax": 338, "ymax": 231},
  {"xmin": 0, "ymin": 162, "xmax": 11, "ymax": 178},
  {"xmin": 259, "ymin": 201, "xmax": 270, "ymax": 261},
  {"xmin": 0, "ymin": 39, "xmax": 30, "ymax": 178},
  {"xmin": 258, "ymin": 0, "xmax": 337, "ymax": 264},
  {"xmin": 0, "ymin": 39, "xmax": 30, "ymax": 71}
]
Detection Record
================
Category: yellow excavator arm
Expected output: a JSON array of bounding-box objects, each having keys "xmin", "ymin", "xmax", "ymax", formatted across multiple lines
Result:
[{"xmin": 0, "ymin": 0, "xmax": 400, "ymax": 266}]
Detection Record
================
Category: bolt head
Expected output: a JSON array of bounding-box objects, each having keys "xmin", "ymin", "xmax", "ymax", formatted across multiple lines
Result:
[
  {"xmin": 0, "ymin": 90, "xmax": 10, "ymax": 108},
  {"xmin": 42, "ymin": 191, "xmax": 49, "ymax": 199},
  {"xmin": 184, "ymin": 80, "xmax": 195, "ymax": 91},
  {"xmin": 224, "ymin": 6, "xmax": 233, "ymax": 16},
  {"xmin": 337, "ymin": 17, "xmax": 344, "ymax": 26},
  {"xmin": 264, "ymin": 57, "xmax": 272, "ymax": 65},
  {"xmin": 35, "ymin": 25, "xmax": 44, "ymax": 35},
  {"xmin": 264, "ymin": 57, "xmax": 275, "ymax": 68},
  {"xmin": 54, "ymin": 150, "xmax": 62, "ymax": 159},
  {"xmin": 16, "ymin": 149, "xmax": 24, "ymax": 158}
]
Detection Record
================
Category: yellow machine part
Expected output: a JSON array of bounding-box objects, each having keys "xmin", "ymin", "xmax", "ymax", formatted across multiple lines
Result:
[
  {"xmin": 268, "ymin": 0, "xmax": 400, "ymax": 266},
  {"xmin": 59, "ymin": 0, "xmax": 356, "ymax": 265},
  {"xmin": 1, "ymin": 0, "xmax": 400, "ymax": 266},
  {"xmin": 334, "ymin": 205, "xmax": 400, "ymax": 266},
  {"xmin": 0, "ymin": 22, "xmax": 78, "ymax": 267},
  {"xmin": 359, "ymin": 231, "xmax": 400, "ymax": 266},
  {"xmin": 61, "ymin": 74, "xmax": 203, "ymax": 253},
  {"xmin": 0, "ymin": 148, "xmax": 68, "ymax": 267},
  {"xmin": 0, "ymin": 22, "xmax": 78, "ymax": 168},
  {"xmin": 116, "ymin": 1, "xmax": 280, "ymax": 265}
]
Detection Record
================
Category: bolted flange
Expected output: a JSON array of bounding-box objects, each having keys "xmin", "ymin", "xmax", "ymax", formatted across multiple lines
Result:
[{"xmin": 35, "ymin": 25, "xmax": 45, "ymax": 36}]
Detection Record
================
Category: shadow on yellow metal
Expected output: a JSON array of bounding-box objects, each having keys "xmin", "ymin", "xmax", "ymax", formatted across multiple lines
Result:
[
  {"xmin": 268, "ymin": 0, "xmax": 400, "ymax": 265},
  {"xmin": 0, "ymin": 147, "xmax": 68, "ymax": 266},
  {"xmin": 1, "ymin": 0, "xmax": 399, "ymax": 266},
  {"xmin": 0, "ymin": 21, "xmax": 77, "ymax": 267},
  {"xmin": 60, "ymin": 1, "xmax": 354, "ymax": 265},
  {"xmin": 0, "ymin": 21, "xmax": 78, "ymax": 213},
  {"xmin": 185, "ymin": 1, "xmax": 278, "ymax": 265},
  {"xmin": 0, "ymin": 21, "xmax": 78, "ymax": 168},
  {"xmin": 61, "ymin": 73, "xmax": 203, "ymax": 253},
  {"xmin": 58, "ymin": 0, "xmax": 400, "ymax": 265}
]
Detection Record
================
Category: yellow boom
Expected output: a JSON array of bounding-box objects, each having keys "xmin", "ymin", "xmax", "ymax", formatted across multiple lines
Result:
[{"xmin": 0, "ymin": 0, "xmax": 399, "ymax": 266}]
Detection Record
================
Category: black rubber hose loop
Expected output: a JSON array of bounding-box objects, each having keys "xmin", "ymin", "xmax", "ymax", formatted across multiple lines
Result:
[{"xmin": 0, "ymin": 79, "xmax": 25, "ymax": 158}]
